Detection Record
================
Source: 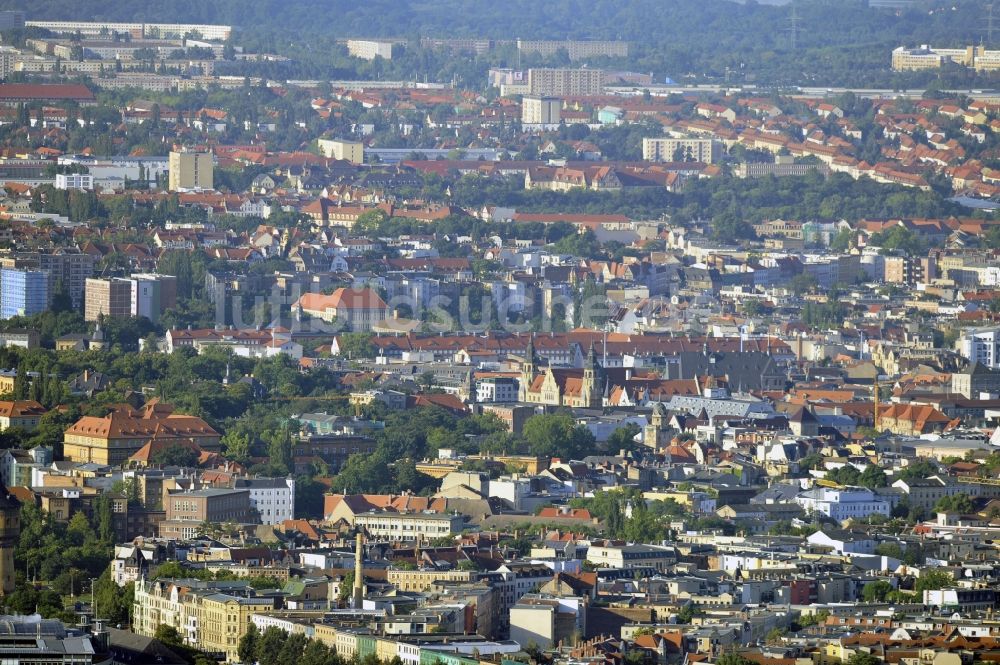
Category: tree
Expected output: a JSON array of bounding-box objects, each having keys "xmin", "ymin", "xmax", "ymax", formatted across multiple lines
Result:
[
  {"xmin": 716, "ymin": 653, "xmax": 754, "ymax": 665},
  {"xmin": 151, "ymin": 446, "xmax": 200, "ymax": 468},
  {"xmin": 934, "ymin": 493, "xmax": 974, "ymax": 514},
  {"xmin": 789, "ymin": 272, "xmax": 818, "ymax": 296},
  {"xmin": 914, "ymin": 569, "xmax": 953, "ymax": 593},
  {"xmin": 154, "ymin": 624, "xmax": 183, "ymax": 649},
  {"xmin": 862, "ymin": 579, "xmax": 894, "ymax": 602},
  {"xmin": 858, "ymin": 465, "xmax": 888, "ymax": 488},
  {"xmin": 522, "ymin": 412, "xmax": 596, "ymax": 459},
  {"xmin": 847, "ymin": 654, "xmax": 882, "ymax": 665}
]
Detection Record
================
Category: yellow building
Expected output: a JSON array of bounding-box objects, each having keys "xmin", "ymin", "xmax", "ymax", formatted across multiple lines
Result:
[
  {"xmin": 63, "ymin": 402, "xmax": 221, "ymax": 465},
  {"xmin": 134, "ymin": 578, "xmax": 274, "ymax": 663},
  {"xmin": 168, "ymin": 149, "xmax": 213, "ymax": 191},
  {"xmin": 387, "ymin": 568, "xmax": 474, "ymax": 592},
  {"xmin": 197, "ymin": 594, "xmax": 275, "ymax": 662},
  {"xmin": 317, "ymin": 138, "xmax": 364, "ymax": 164},
  {"xmin": 892, "ymin": 45, "xmax": 1000, "ymax": 71}
]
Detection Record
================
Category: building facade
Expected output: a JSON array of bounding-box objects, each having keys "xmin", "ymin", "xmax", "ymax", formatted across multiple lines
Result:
[
  {"xmin": 168, "ymin": 149, "xmax": 213, "ymax": 191},
  {"xmin": 0, "ymin": 268, "xmax": 49, "ymax": 319},
  {"xmin": 527, "ymin": 68, "xmax": 604, "ymax": 97},
  {"xmin": 522, "ymin": 96, "xmax": 561, "ymax": 125}
]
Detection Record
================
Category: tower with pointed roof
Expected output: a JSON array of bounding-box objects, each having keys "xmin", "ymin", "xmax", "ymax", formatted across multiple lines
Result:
[
  {"xmin": 580, "ymin": 342, "xmax": 604, "ymax": 409},
  {"xmin": 518, "ymin": 334, "xmax": 537, "ymax": 403},
  {"xmin": 644, "ymin": 402, "xmax": 668, "ymax": 449}
]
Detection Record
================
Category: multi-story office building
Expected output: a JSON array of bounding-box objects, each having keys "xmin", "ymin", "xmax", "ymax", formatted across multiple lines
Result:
[
  {"xmin": 892, "ymin": 44, "xmax": 1000, "ymax": 71},
  {"xmin": 0, "ymin": 268, "xmax": 49, "ymax": 319},
  {"xmin": 527, "ymin": 68, "xmax": 604, "ymax": 97},
  {"xmin": 85, "ymin": 277, "xmax": 133, "ymax": 321},
  {"xmin": 347, "ymin": 39, "xmax": 395, "ymax": 60},
  {"xmin": 168, "ymin": 149, "xmax": 213, "ymax": 191},
  {"xmin": 517, "ymin": 39, "xmax": 629, "ymax": 60},
  {"xmin": 521, "ymin": 96, "xmax": 561, "ymax": 125},
  {"xmin": 643, "ymin": 136, "xmax": 722, "ymax": 163}
]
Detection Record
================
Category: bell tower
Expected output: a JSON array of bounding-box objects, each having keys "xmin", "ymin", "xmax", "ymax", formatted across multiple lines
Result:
[
  {"xmin": 519, "ymin": 334, "xmax": 537, "ymax": 402},
  {"xmin": 581, "ymin": 342, "xmax": 604, "ymax": 409}
]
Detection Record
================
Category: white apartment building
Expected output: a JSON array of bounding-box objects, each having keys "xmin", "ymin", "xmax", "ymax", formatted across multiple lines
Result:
[
  {"xmin": 55, "ymin": 173, "xmax": 94, "ymax": 191},
  {"xmin": 959, "ymin": 328, "xmax": 1000, "ymax": 368},
  {"xmin": 234, "ymin": 477, "xmax": 296, "ymax": 524},
  {"xmin": 794, "ymin": 486, "xmax": 890, "ymax": 520},
  {"xmin": 347, "ymin": 39, "xmax": 395, "ymax": 60},
  {"xmin": 522, "ymin": 96, "xmax": 561, "ymax": 126},
  {"xmin": 353, "ymin": 512, "xmax": 464, "ymax": 539},
  {"xmin": 476, "ymin": 377, "xmax": 519, "ymax": 403}
]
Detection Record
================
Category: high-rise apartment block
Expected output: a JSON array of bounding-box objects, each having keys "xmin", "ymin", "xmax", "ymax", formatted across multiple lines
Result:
[
  {"xmin": 522, "ymin": 96, "xmax": 562, "ymax": 126},
  {"xmin": 85, "ymin": 278, "xmax": 132, "ymax": 322},
  {"xmin": 85, "ymin": 274, "xmax": 177, "ymax": 323},
  {"xmin": 527, "ymin": 68, "xmax": 605, "ymax": 97},
  {"xmin": 317, "ymin": 138, "xmax": 364, "ymax": 164},
  {"xmin": 347, "ymin": 39, "xmax": 395, "ymax": 60},
  {"xmin": 517, "ymin": 39, "xmax": 629, "ymax": 60},
  {"xmin": 643, "ymin": 136, "xmax": 722, "ymax": 164},
  {"xmin": 130, "ymin": 273, "xmax": 177, "ymax": 323},
  {"xmin": 168, "ymin": 149, "xmax": 213, "ymax": 191},
  {"xmin": 0, "ymin": 268, "xmax": 49, "ymax": 319}
]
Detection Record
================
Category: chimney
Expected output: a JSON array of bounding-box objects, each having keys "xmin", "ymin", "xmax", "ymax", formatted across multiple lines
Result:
[{"xmin": 353, "ymin": 532, "xmax": 364, "ymax": 608}]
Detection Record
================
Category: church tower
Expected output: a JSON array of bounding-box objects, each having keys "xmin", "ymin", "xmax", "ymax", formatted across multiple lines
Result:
[
  {"xmin": 644, "ymin": 402, "xmax": 668, "ymax": 449},
  {"xmin": 0, "ymin": 484, "xmax": 20, "ymax": 595},
  {"xmin": 580, "ymin": 342, "xmax": 604, "ymax": 409},
  {"xmin": 519, "ymin": 334, "xmax": 537, "ymax": 402}
]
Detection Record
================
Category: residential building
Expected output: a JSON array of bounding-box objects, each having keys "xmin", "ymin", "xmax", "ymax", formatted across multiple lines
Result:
[
  {"xmin": 133, "ymin": 578, "xmax": 273, "ymax": 662},
  {"xmin": 296, "ymin": 287, "xmax": 389, "ymax": 331},
  {"xmin": 347, "ymin": 39, "xmax": 395, "ymax": 60},
  {"xmin": 585, "ymin": 544, "xmax": 677, "ymax": 572},
  {"xmin": 54, "ymin": 173, "xmax": 94, "ymax": 190},
  {"xmin": 952, "ymin": 362, "xmax": 1000, "ymax": 398},
  {"xmin": 352, "ymin": 511, "xmax": 465, "ymax": 540},
  {"xmin": 527, "ymin": 68, "xmax": 605, "ymax": 97},
  {"xmin": 522, "ymin": 96, "xmax": 561, "ymax": 126},
  {"xmin": 892, "ymin": 476, "xmax": 971, "ymax": 512},
  {"xmin": 168, "ymin": 149, "xmax": 213, "ymax": 191},
  {"xmin": 643, "ymin": 136, "xmax": 721, "ymax": 164},
  {"xmin": 85, "ymin": 277, "xmax": 133, "ymax": 321},
  {"xmin": 0, "ymin": 400, "xmax": 46, "ymax": 432},
  {"xmin": 130, "ymin": 273, "xmax": 178, "ymax": 323},
  {"xmin": 317, "ymin": 138, "xmax": 364, "ymax": 164},
  {"xmin": 476, "ymin": 377, "xmax": 519, "ymax": 403},
  {"xmin": 960, "ymin": 329, "xmax": 1000, "ymax": 369},
  {"xmin": 517, "ymin": 39, "xmax": 628, "ymax": 60},
  {"xmin": 794, "ymin": 486, "xmax": 890, "ymax": 520},
  {"xmin": 509, "ymin": 596, "xmax": 587, "ymax": 650},
  {"xmin": 234, "ymin": 477, "xmax": 295, "ymax": 524},
  {"xmin": 162, "ymin": 488, "xmax": 253, "ymax": 538},
  {"xmin": 0, "ymin": 268, "xmax": 49, "ymax": 319}
]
